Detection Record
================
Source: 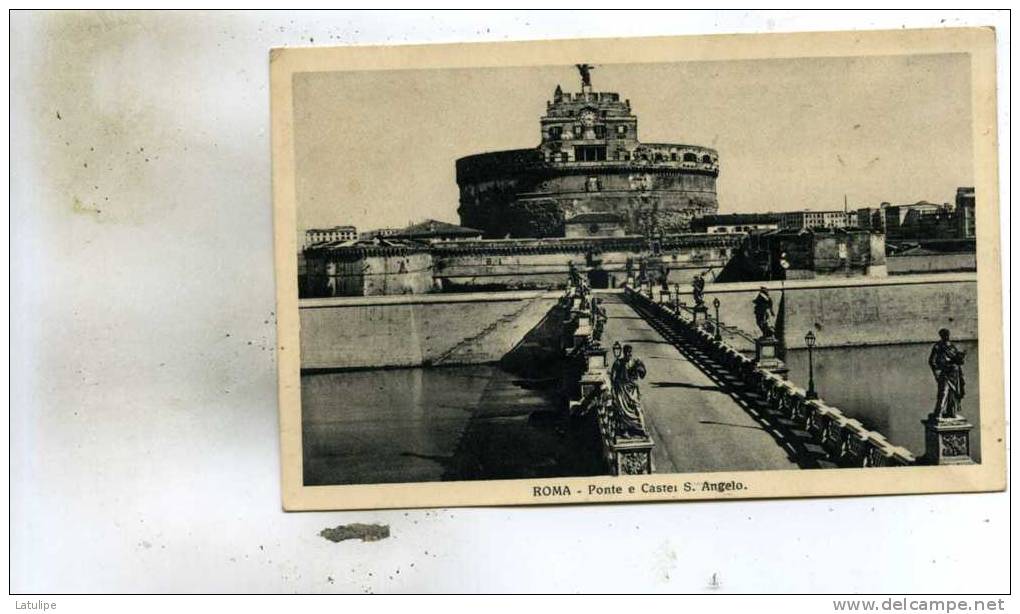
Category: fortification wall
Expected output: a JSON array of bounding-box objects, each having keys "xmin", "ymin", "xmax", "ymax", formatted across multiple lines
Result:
[
  {"xmin": 781, "ymin": 275, "xmax": 977, "ymax": 348},
  {"xmin": 299, "ymin": 291, "xmax": 560, "ymax": 370},
  {"xmin": 887, "ymin": 252, "xmax": 977, "ymax": 274},
  {"xmin": 301, "ymin": 274, "xmax": 977, "ymax": 370},
  {"xmin": 455, "ymin": 148, "xmax": 719, "ymax": 237},
  {"xmin": 433, "ymin": 235, "xmax": 740, "ymax": 290}
]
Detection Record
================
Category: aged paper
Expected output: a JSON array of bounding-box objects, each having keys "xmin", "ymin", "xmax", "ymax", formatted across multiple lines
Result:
[{"xmin": 272, "ymin": 28, "xmax": 1003, "ymax": 511}]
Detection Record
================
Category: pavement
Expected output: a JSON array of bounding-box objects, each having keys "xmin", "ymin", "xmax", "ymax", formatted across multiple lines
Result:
[{"xmin": 601, "ymin": 294, "xmax": 800, "ymax": 473}]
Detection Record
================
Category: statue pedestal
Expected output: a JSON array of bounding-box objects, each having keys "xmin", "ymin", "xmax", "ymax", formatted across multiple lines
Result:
[
  {"xmin": 561, "ymin": 318, "xmax": 575, "ymax": 353},
  {"xmin": 692, "ymin": 305, "xmax": 708, "ymax": 326},
  {"xmin": 755, "ymin": 336, "xmax": 788, "ymax": 378},
  {"xmin": 579, "ymin": 371, "xmax": 604, "ymax": 398},
  {"xmin": 612, "ymin": 437, "xmax": 654, "ymax": 475},
  {"xmin": 922, "ymin": 415, "xmax": 975, "ymax": 465},
  {"xmin": 583, "ymin": 345, "xmax": 608, "ymax": 374}
]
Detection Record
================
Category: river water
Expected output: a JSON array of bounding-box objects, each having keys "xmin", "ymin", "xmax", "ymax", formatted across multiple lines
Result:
[
  {"xmin": 784, "ymin": 341, "xmax": 981, "ymax": 461},
  {"xmin": 301, "ymin": 365, "xmax": 603, "ymax": 486},
  {"xmin": 302, "ymin": 340, "xmax": 982, "ymax": 485}
]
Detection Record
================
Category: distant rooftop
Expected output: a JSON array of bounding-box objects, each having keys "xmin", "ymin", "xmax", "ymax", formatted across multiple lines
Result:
[
  {"xmin": 781, "ymin": 209, "xmax": 852, "ymax": 214},
  {"xmin": 304, "ymin": 237, "xmax": 429, "ymax": 258},
  {"xmin": 880, "ymin": 200, "xmax": 948, "ymax": 208},
  {"xmin": 306, "ymin": 225, "xmax": 357, "ymax": 233},
  {"xmin": 391, "ymin": 219, "xmax": 484, "ymax": 239}
]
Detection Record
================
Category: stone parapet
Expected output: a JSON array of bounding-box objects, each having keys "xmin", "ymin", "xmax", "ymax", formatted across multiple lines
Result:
[
  {"xmin": 456, "ymin": 147, "xmax": 720, "ymax": 183},
  {"xmin": 626, "ymin": 285, "xmax": 924, "ymax": 468},
  {"xmin": 559, "ymin": 284, "xmax": 655, "ymax": 475}
]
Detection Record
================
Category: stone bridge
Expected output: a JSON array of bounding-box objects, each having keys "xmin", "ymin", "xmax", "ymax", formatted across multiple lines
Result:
[{"xmin": 561, "ymin": 281, "xmax": 975, "ymax": 476}]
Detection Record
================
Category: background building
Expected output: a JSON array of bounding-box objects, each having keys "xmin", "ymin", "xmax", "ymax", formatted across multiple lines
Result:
[
  {"xmin": 778, "ymin": 210, "xmax": 853, "ymax": 230},
  {"xmin": 455, "ymin": 70, "xmax": 719, "ymax": 238},
  {"xmin": 304, "ymin": 225, "xmax": 358, "ymax": 247},
  {"xmin": 881, "ymin": 201, "xmax": 956, "ymax": 240},
  {"xmin": 388, "ymin": 219, "xmax": 484, "ymax": 243},
  {"xmin": 857, "ymin": 207, "xmax": 885, "ymax": 231},
  {"xmin": 955, "ymin": 186, "xmax": 976, "ymax": 239},
  {"xmin": 302, "ymin": 238, "xmax": 434, "ymax": 297},
  {"xmin": 690, "ymin": 213, "xmax": 779, "ymax": 234},
  {"xmin": 855, "ymin": 188, "xmax": 975, "ymax": 242},
  {"xmin": 727, "ymin": 228, "xmax": 887, "ymax": 281},
  {"xmin": 361, "ymin": 227, "xmax": 403, "ymax": 240}
]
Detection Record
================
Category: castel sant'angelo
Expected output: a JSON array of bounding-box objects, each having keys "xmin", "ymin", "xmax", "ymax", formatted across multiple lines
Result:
[{"xmin": 456, "ymin": 64, "xmax": 720, "ymax": 239}]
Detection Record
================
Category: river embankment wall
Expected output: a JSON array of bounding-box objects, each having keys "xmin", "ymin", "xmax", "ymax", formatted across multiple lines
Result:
[
  {"xmin": 299, "ymin": 291, "xmax": 560, "ymax": 370},
  {"xmin": 300, "ymin": 273, "xmax": 977, "ymax": 370},
  {"xmin": 630, "ymin": 272, "xmax": 977, "ymax": 350}
]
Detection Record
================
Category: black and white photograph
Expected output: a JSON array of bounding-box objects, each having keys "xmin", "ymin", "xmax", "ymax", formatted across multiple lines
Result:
[
  {"xmin": 273, "ymin": 28, "xmax": 1003, "ymax": 510},
  {"xmin": 9, "ymin": 9, "xmax": 1011, "ymax": 599}
]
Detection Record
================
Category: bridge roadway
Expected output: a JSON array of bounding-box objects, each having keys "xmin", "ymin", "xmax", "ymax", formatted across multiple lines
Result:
[{"xmin": 599, "ymin": 293, "xmax": 801, "ymax": 473}]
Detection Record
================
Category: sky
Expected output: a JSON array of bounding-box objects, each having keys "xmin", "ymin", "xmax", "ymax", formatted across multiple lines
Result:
[{"xmin": 292, "ymin": 53, "xmax": 973, "ymax": 233}]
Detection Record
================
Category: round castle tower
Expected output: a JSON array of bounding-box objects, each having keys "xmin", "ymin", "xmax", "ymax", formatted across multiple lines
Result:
[{"xmin": 456, "ymin": 66, "xmax": 720, "ymax": 238}]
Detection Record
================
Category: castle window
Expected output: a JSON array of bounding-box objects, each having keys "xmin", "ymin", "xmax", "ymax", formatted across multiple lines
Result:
[
  {"xmin": 616, "ymin": 125, "xmax": 627, "ymax": 136},
  {"xmin": 702, "ymin": 154, "xmax": 713, "ymax": 164},
  {"xmin": 670, "ymin": 152, "xmax": 678, "ymax": 161},
  {"xmin": 593, "ymin": 125, "xmax": 606, "ymax": 139},
  {"xmin": 574, "ymin": 146, "xmax": 607, "ymax": 162},
  {"xmin": 549, "ymin": 126, "xmax": 562, "ymax": 140},
  {"xmin": 655, "ymin": 153, "xmax": 664, "ymax": 162},
  {"xmin": 683, "ymin": 152, "xmax": 698, "ymax": 163},
  {"xmin": 573, "ymin": 125, "xmax": 583, "ymax": 138}
]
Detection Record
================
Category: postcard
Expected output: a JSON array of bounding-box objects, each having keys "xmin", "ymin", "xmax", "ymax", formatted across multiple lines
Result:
[{"xmin": 271, "ymin": 27, "xmax": 1003, "ymax": 510}]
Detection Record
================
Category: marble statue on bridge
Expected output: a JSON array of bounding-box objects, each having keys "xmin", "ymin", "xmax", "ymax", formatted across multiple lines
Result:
[
  {"xmin": 610, "ymin": 344, "xmax": 649, "ymax": 438},
  {"xmin": 753, "ymin": 286, "xmax": 776, "ymax": 339},
  {"xmin": 592, "ymin": 297, "xmax": 607, "ymax": 345},
  {"xmin": 929, "ymin": 328, "xmax": 967, "ymax": 420},
  {"xmin": 658, "ymin": 264, "xmax": 670, "ymax": 292},
  {"xmin": 636, "ymin": 257, "xmax": 648, "ymax": 286},
  {"xmin": 567, "ymin": 261, "xmax": 581, "ymax": 289},
  {"xmin": 692, "ymin": 274, "xmax": 706, "ymax": 311}
]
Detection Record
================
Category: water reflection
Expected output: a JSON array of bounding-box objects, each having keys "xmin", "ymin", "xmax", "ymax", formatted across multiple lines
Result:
[
  {"xmin": 301, "ymin": 365, "xmax": 603, "ymax": 485},
  {"xmin": 303, "ymin": 341, "xmax": 984, "ymax": 486},
  {"xmin": 785, "ymin": 341, "xmax": 981, "ymax": 461}
]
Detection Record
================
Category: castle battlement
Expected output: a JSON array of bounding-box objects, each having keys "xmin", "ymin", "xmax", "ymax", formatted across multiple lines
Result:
[
  {"xmin": 546, "ymin": 89, "xmax": 629, "ymax": 114},
  {"xmin": 551, "ymin": 90, "xmax": 623, "ymax": 104}
]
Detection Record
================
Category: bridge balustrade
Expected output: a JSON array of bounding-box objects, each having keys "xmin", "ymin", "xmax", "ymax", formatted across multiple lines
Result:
[
  {"xmin": 626, "ymin": 285, "xmax": 918, "ymax": 468},
  {"xmin": 559, "ymin": 283, "xmax": 655, "ymax": 475}
]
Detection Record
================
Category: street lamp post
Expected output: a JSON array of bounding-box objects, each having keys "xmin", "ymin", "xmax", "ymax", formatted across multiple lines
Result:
[
  {"xmin": 805, "ymin": 330, "xmax": 818, "ymax": 399},
  {"xmin": 712, "ymin": 297, "xmax": 722, "ymax": 341}
]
